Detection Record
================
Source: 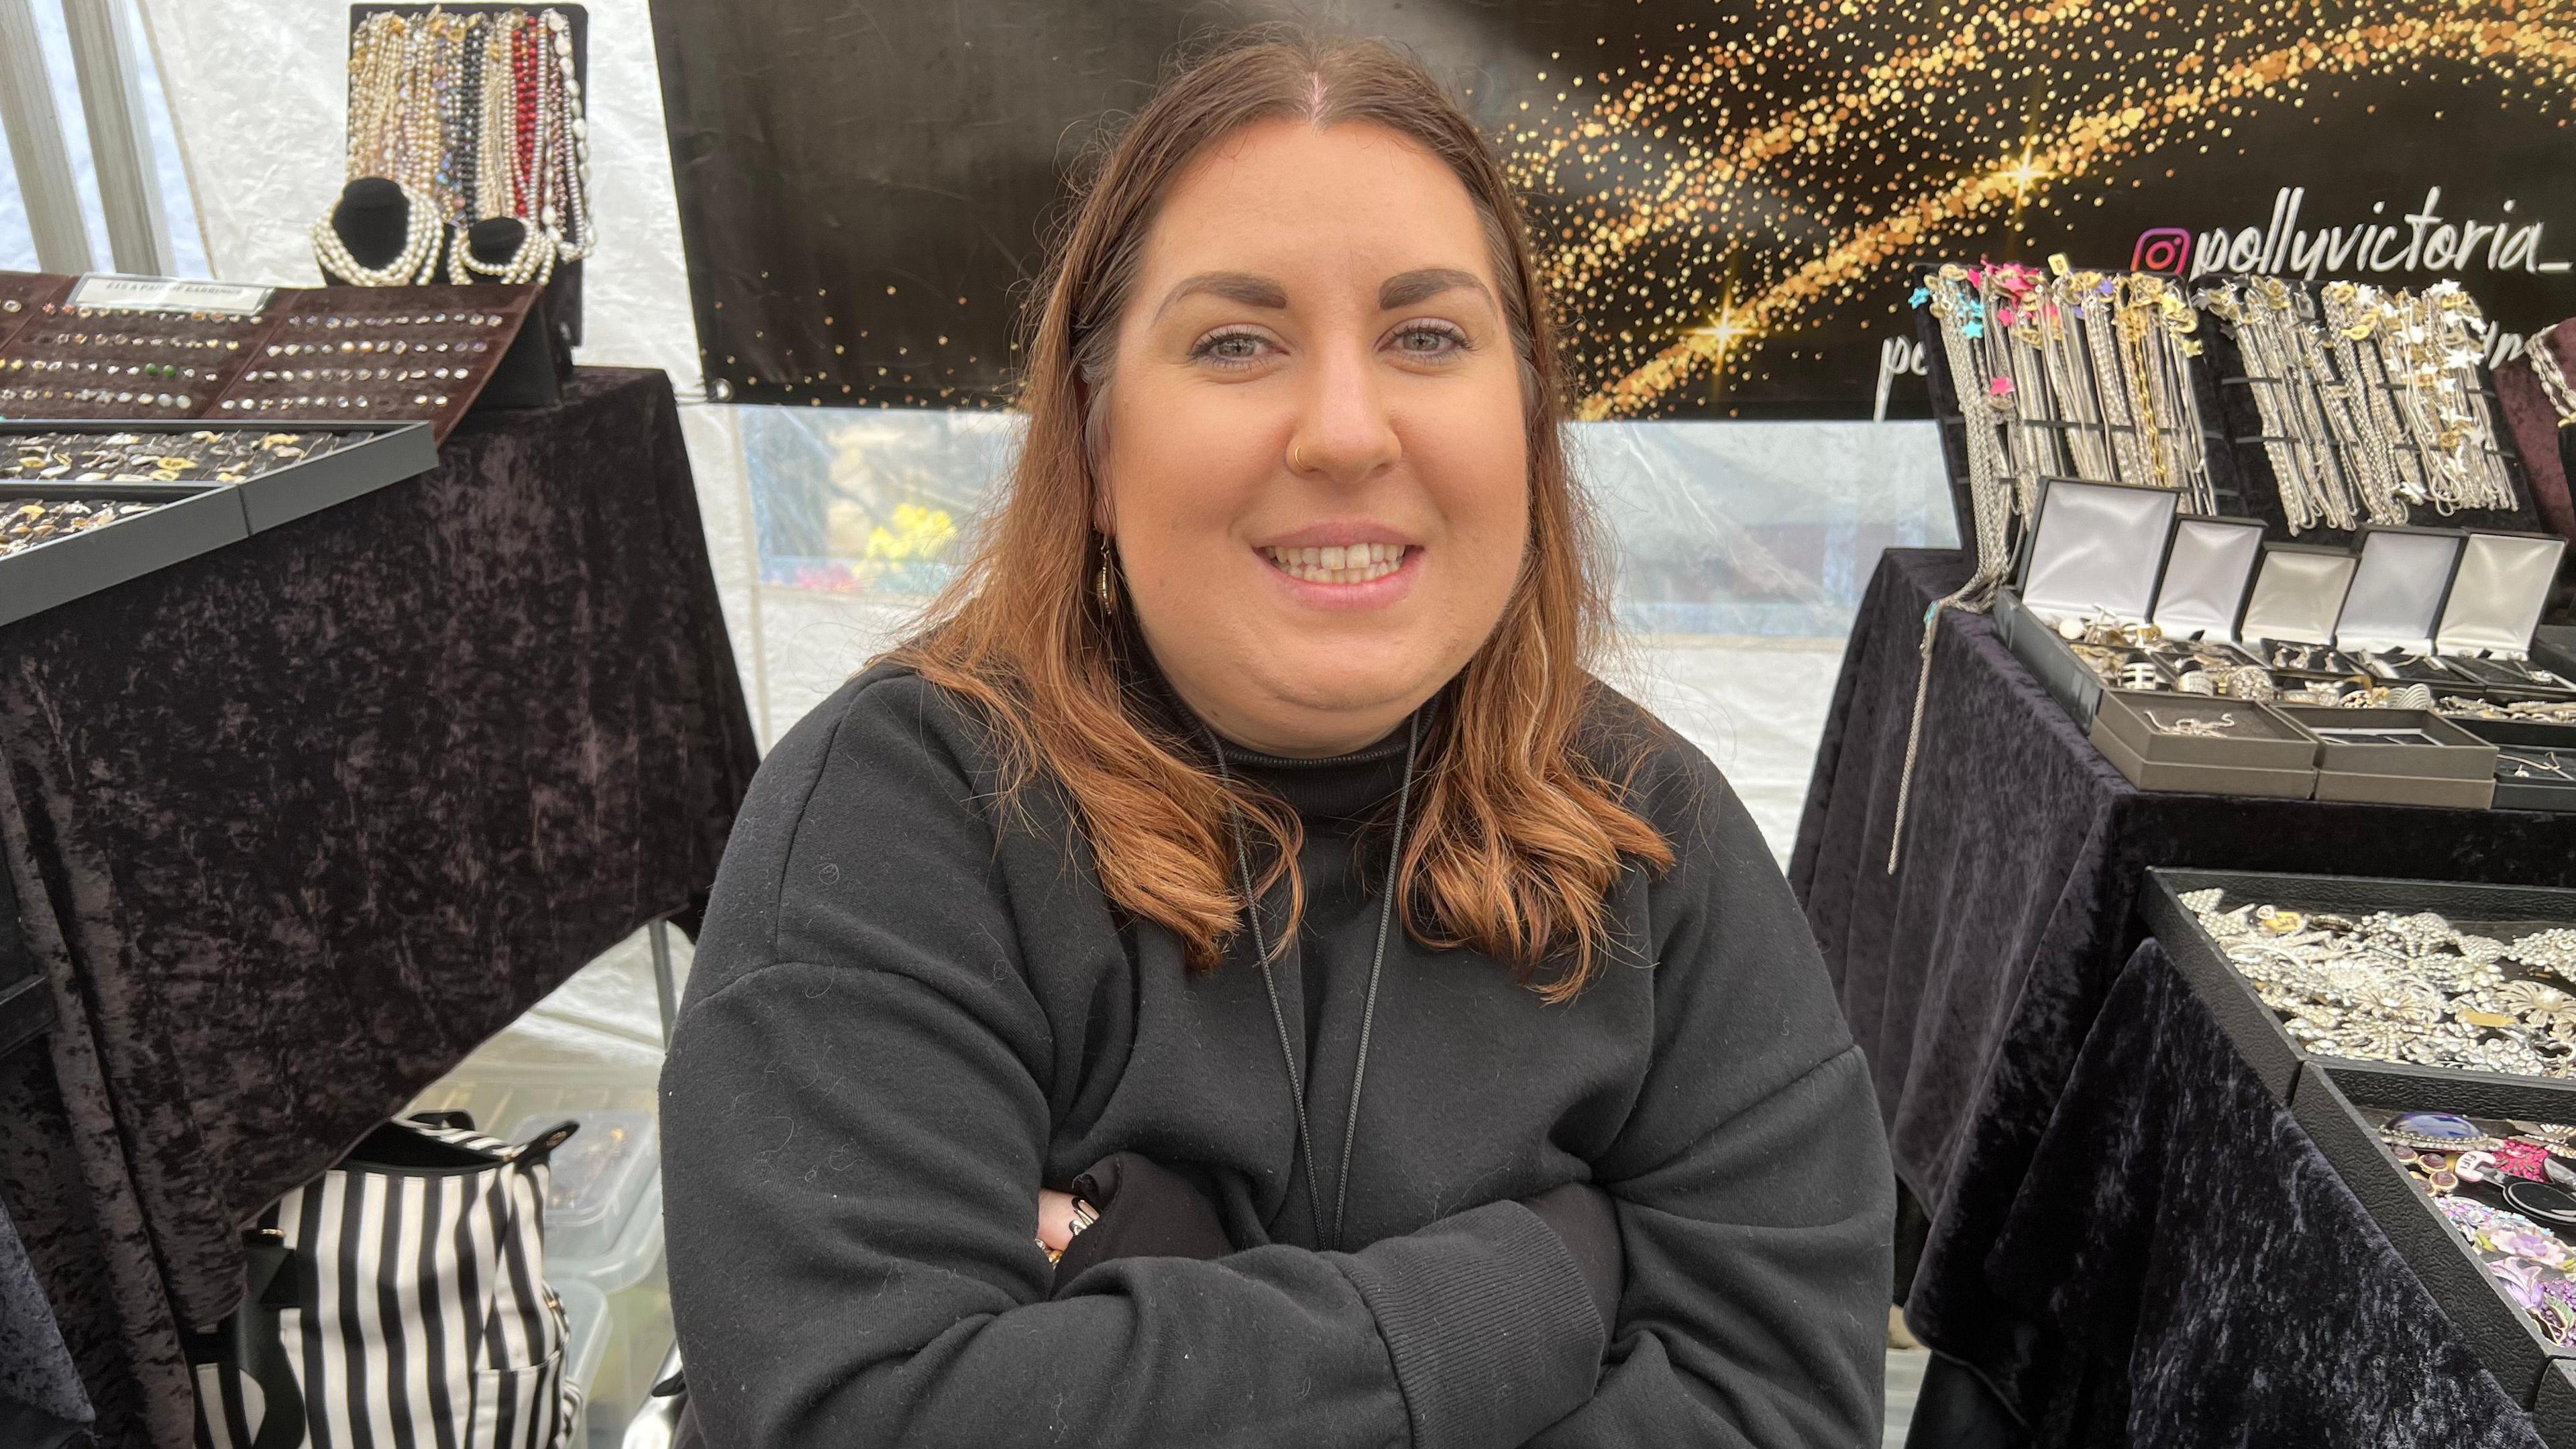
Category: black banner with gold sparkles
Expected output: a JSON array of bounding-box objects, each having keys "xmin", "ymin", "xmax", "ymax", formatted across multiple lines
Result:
[{"xmin": 647, "ymin": 0, "xmax": 2576, "ymax": 419}]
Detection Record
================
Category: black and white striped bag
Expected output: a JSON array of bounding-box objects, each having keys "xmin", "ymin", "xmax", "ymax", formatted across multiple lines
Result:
[{"xmin": 190, "ymin": 1112, "xmax": 585, "ymax": 1449}]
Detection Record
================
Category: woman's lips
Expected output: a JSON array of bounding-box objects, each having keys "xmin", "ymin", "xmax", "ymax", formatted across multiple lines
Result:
[{"xmin": 1254, "ymin": 543, "xmax": 1423, "ymax": 610}]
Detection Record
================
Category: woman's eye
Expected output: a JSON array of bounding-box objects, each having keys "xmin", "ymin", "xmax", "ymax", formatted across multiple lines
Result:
[
  {"xmin": 1191, "ymin": 331, "xmax": 1271, "ymax": 368},
  {"xmin": 1391, "ymin": 323, "xmax": 1467, "ymax": 359}
]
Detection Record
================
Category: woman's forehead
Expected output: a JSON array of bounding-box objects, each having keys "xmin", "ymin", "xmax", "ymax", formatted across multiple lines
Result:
[{"xmin": 1138, "ymin": 119, "xmax": 1497, "ymax": 300}]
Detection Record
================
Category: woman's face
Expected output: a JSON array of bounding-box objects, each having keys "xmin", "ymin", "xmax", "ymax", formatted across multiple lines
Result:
[{"xmin": 1097, "ymin": 118, "xmax": 1531, "ymax": 758}]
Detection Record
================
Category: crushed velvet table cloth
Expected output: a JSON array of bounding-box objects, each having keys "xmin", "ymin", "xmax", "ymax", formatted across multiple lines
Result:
[
  {"xmin": 1980, "ymin": 938, "xmax": 2547, "ymax": 1447},
  {"xmin": 0, "ymin": 368, "xmax": 760, "ymax": 1449},
  {"xmin": 1788, "ymin": 548, "xmax": 2576, "ymax": 1439}
]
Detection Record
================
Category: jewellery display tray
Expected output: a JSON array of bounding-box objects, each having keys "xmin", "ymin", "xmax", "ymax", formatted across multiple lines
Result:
[
  {"xmin": 2142, "ymin": 867, "xmax": 2576, "ymax": 1108},
  {"xmin": 0, "ymin": 276, "xmax": 539, "ymax": 445},
  {"xmin": 0, "ymin": 421, "xmax": 435, "ymax": 629},
  {"xmin": 2087, "ymin": 689, "xmax": 2322, "ymax": 798},
  {"xmin": 2291, "ymin": 1063, "xmax": 2576, "ymax": 1427},
  {"xmin": 2274, "ymin": 705, "xmax": 2499, "ymax": 809},
  {"xmin": 1996, "ymin": 586, "xmax": 2113, "ymax": 725},
  {"xmin": 2462, "ymin": 718, "xmax": 2576, "ymax": 814}
]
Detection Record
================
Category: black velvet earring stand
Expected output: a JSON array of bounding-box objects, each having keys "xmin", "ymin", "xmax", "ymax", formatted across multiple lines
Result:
[
  {"xmin": 456, "ymin": 219, "xmax": 567, "ymax": 409},
  {"xmin": 317, "ymin": 178, "xmax": 447, "ymax": 288}
]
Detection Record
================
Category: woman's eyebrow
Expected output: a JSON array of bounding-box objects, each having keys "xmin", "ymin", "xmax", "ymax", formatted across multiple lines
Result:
[
  {"xmin": 1154, "ymin": 271, "xmax": 1288, "ymax": 319},
  {"xmin": 1379, "ymin": 267, "xmax": 1492, "ymax": 313}
]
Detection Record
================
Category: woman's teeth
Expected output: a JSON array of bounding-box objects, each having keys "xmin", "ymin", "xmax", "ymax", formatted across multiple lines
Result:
[{"xmin": 1264, "ymin": 542, "xmax": 1407, "ymax": 584}]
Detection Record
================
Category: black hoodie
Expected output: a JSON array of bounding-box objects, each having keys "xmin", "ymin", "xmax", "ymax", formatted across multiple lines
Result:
[{"xmin": 661, "ymin": 662, "xmax": 1893, "ymax": 1448}]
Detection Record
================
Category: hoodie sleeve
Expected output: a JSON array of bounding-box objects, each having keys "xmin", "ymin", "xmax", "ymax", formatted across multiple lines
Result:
[
  {"xmin": 660, "ymin": 672, "xmax": 1611, "ymax": 1449},
  {"xmin": 1523, "ymin": 751, "xmax": 1894, "ymax": 1448}
]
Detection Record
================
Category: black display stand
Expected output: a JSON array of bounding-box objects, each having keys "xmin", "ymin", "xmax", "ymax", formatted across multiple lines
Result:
[{"xmin": 1914, "ymin": 264, "xmax": 2546, "ymax": 550}]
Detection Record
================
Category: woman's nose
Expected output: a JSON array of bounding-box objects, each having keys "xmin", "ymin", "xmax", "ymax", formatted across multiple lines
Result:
[{"xmin": 1286, "ymin": 342, "xmax": 1401, "ymax": 482}]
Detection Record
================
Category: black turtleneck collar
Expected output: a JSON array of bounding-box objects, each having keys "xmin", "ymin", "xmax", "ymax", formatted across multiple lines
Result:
[{"xmin": 1121, "ymin": 645, "xmax": 1440, "ymax": 826}]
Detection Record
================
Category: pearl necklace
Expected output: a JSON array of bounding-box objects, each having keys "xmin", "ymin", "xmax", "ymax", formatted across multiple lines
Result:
[
  {"xmin": 311, "ymin": 182, "xmax": 443, "ymax": 286},
  {"xmin": 449, "ymin": 223, "xmax": 557, "ymax": 286}
]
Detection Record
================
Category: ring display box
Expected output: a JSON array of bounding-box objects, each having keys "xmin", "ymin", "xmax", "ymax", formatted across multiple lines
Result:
[
  {"xmin": 2243, "ymin": 543, "xmax": 2363, "ymax": 679},
  {"xmin": 1995, "ymin": 478, "xmax": 2185, "ymax": 724},
  {"xmin": 1, "ymin": 421, "xmax": 435, "ymax": 627},
  {"xmin": 2338, "ymin": 526, "xmax": 2469, "ymax": 684},
  {"xmin": 2459, "ymin": 716, "xmax": 2576, "ymax": 812},
  {"xmin": 2436, "ymin": 533, "xmax": 2575, "ymax": 698},
  {"xmin": 2149, "ymin": 514, "xmax": 2267, "ymax": 644},
  {"xmin": 2273, "ymin": 704, "xmax": 2498, "ymax": 808},
  {"xmin": 2086, "ymin": 690, "xmax": 2319, "ymax": 798}
]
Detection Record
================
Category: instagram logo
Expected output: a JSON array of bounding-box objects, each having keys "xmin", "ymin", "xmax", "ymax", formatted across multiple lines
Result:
[{"xmin": 2132, "ymin": 227, "xmax": 2193, "ymax": 275}]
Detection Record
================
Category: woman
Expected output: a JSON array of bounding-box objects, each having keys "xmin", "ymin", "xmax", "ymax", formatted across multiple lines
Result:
[{"xmin": 662, "ymin": 35, "xmax": 1893, "ymax": 1449}]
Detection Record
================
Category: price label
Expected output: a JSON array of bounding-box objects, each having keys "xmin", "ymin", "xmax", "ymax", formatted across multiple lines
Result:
[{"xmin": 67, "ymin": 274, "xmax": 274, "ymax": 316}]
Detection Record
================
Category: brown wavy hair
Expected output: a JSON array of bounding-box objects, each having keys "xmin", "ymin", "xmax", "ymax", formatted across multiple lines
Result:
[{"xmin": 888, "ymin": 34, "xmax": 1672, "ymax": 1002}]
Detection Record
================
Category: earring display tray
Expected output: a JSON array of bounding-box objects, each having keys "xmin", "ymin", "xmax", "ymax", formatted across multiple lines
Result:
[
  {"xmin": 0, "ymin": 272, "xmax": 74, "ymax": 353},
  {"xmin": 2290, "ymin": 1065, "xmax": 2576, "ymax": 1423},
  {"xmin": 0, "ymin": 282, "xmax": 539, "ymax": 445},
  {"xmin": 0, "ymin": 421, "xmax": 436, "ymax": 628},
  {"xmin": 211, "ymin": 286, "xmax": 537, "ymax": 443},
  {"xmin": 0, "ymin": 294, "xmax": 272, "ymax": 421},
  {"xmin": 2142, "ymin": 867, "xmax": 2576, "ymax": 1106}
]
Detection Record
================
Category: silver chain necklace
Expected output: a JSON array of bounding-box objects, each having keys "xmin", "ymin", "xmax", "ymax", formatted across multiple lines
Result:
[{"xmin": 1209, "ymin": 710, "xmax": 1421, "ymax": 1252}]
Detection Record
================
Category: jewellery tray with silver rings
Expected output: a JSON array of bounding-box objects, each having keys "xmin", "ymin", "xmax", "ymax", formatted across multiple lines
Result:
[
  {"xmin": 2088, "ymin": 688, "xmax": 2324, "ymax": 798},
  {"xmin": 0, "ymin": 420, "xmax": 434, "ymax": 630},
  {"xmin": 2294, "ymin": 1066, "xmax": 2576, "ymax": 1414},
  {"xmin": 2270, "ymin": 704, "xmax": 2500, "ymax": 809}
]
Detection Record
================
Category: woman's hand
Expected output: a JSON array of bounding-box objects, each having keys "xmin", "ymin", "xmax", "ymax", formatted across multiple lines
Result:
[{"xmin": 1037, "ymin": 1188, "xmax": 1082, "ymax": 1255}]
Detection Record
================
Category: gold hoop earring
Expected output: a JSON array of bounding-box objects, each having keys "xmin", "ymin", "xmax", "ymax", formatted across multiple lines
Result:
[{"xmin": 1094, "ymin": 535, "xmax": 1118, "ymax": 613}]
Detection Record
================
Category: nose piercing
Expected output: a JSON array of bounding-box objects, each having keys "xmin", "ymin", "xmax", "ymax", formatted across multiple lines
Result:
[{"xmin": 1289, "ymin": 443, "xmax": 1308, "ymax": 472}]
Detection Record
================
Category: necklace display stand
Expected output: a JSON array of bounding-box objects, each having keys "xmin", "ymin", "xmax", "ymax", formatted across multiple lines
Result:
[
  {"xmin": 316, "ymin": 178, "xmax": 447, "ymax": 288},
  {"xmin": 346, "ymin": 2, "xmax": 589, "ymax": 345},
  {"xmin": 454, "ymin": 220, "xmax": 567, "ymax": 409}
]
